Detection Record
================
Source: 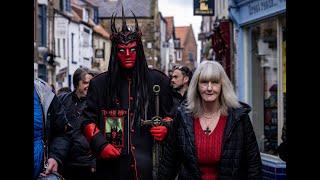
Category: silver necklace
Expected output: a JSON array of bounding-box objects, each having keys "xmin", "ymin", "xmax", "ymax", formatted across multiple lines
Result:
[{"xmin": 201, "ymin": 110, "xmax": 220, "ymax": 135}]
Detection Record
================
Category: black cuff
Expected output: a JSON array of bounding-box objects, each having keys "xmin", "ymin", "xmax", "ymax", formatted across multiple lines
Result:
[{"xmin": 90, "ymin": 131, "xmax": 107, "ymax": 155}]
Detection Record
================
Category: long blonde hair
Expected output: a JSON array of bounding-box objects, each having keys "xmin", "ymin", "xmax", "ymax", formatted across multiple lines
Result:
[{"xmin": 186, "ymin": 60, "xmax": 240, "ymax": 116}]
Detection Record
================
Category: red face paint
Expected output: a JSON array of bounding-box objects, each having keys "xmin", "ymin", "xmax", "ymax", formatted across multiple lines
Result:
[{"xmin": 117, "ymin": 41, "xmax": 137, "ymax": 69}]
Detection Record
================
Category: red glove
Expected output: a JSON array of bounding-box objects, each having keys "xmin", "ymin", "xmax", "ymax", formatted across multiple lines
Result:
[
  {"xmin": 83, "ymin": 123, "xmax": 100, "ymax": 142},
  {"xmin": 100, "ymin": 144, "xmax": 121, "ymax": 159},
  {"xmin": 150, "ymin": 125, "xmax": 168, "ymax": 141}
]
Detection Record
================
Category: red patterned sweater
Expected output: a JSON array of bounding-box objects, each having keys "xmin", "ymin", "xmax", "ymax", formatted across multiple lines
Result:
[{"xmin": 194, "ymin": 115, "xmax": 227, "ymax": 180}]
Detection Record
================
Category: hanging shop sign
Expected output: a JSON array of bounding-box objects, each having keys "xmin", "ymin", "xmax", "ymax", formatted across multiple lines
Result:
[{"xmin": 194, "ymin": 0, "xmax": 214, "ymax": 16}]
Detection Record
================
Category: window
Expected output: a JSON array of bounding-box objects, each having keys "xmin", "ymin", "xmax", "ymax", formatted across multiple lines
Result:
[
  {"xmin": 38, "ymin": 64, "xmax": 47, "ymax": 82},
  {"xmin": 63, "ymin": 39, "xmax": 66, "ymax": 59},
  {"xmin": 60, "ymin": 0, "xmax": 71, "ymax": 12},
  {"xmin": 177, "ymin": 50, "xmax": 182, "ymax": 61},
  {"xmin": 94, "ymin": 7, "xmax": 99, "ymax": 24},
  {"xmin": 83, "ymin": 8, "xmax": 90, "ymax": 22},
  {"xmin": 66, "ymin": 0, "xmax": 71, "ymax": 12},
  {"xmin": 83, "ymin": 27, "xmax": 90, "ymax": 47},
  {"xmin": 84, "ymin": 27, "xmax": 90, "ymax": 34},
  {"xmin": 174, "ymin": 39, "xmax": 180, "ymax": 48},
  {"xmin": 57, "ymin": 38, "xmax": 61, "ymax": 57},
  {"xmin": 188, "ymin": 52, "xmax": 193, "ymax": 61},
  {"xmin": 249, "ymin": 18, "xmax": 285, "ymax": 156},
  {"xmin": 71, "ymin": 33, "xmax": 75, "ymax": 63},
  {"xmin": 103, "ymin": 42, "xmax": 106, "ymax": 60},
  {"xmin": 38, "ymin": 5, "xmax": 47, "ymax": 47}
]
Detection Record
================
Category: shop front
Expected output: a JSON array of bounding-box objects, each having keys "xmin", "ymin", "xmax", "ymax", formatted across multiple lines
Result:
[{"xmin": 229, "ymin": 0, "xmax": 286, "ymax": 179}]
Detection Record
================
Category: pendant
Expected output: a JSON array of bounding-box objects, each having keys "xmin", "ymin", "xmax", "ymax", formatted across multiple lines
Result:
[{"xmin": 204, "ymin": 126, "xmax": 211, "ymax": 134}]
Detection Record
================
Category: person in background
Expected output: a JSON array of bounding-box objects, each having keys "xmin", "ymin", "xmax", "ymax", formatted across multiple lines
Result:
[
  {"xmin": 58, "ymin": 67, "xmax": 96, "ymax": 180},
  {"xmin": 170, "ymin": 65, "xmax": 193, "ymax": 105},
  {"xmin": 34, "ymin": 78, "xmax": 71, "ymax": 179}
]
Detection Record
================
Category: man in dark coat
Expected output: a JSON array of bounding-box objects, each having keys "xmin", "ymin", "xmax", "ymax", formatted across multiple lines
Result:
[
  {"xmin": 81, "ymin": 7, "xmax": 174, "ymax": 180},
  {"xmin": 58, "ymin": 67, "xmax": 96, "ymax": 180},
  {"xmin": 170, "ymin": 65, "xmax": 193, "ymax": 106}
]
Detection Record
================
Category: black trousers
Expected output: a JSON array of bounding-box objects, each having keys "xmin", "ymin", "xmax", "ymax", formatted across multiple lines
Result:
[{"xmin": 62, "ymin": 165, "xmax": 96, "ymax": 180}]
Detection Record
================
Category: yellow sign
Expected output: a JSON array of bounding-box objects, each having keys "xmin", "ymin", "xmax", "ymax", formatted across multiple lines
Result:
[{"xmin": 194, "ymin": 0, "xmax": 214, "ymax": 15}]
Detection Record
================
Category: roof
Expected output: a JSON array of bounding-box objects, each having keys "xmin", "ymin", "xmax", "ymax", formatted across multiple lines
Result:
[
  {"xmin": 71, "ymin": 1, "xmax": 83, "ymax": 20},
  {"xmin": 93, "ymin": 23, "xmax": 110, "ymax": 39},
  {"xmin": 175, "ymin": 26, "xmax": 189, "ymax": 48},
  {"xmin": 72, "ymin": 0, "xmax": 94, "ymax": 7},
  {"xmin": 85, "ymin": 0, "xmax": 98, "ymax": 7},
  {"xmin": 71, "ymin": 0, "xmax": 84, "ymax": 6},
  {"xmin": 71, "ymin": 6, "xmax": 82, "ymax": 22},
  {"xmin": 91, "ymin": 0, "xmax": 152, "ymax": 18},
  {"xmin": 165, "ymin": 16, "xmax": 174, "ymax": 40}
]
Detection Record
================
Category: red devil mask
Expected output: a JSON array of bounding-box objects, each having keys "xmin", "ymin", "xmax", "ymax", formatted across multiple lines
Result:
[
  {"xmin": 110, "ymin": 6, "xmax": 141, "ymax": 69},
  {"xmin": 117, "ymin": 41, "xmax": 137, "ymax": 69}
]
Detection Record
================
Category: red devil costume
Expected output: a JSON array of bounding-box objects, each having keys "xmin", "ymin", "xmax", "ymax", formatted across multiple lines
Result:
[{"xmin": 81, "ymin": 7, "xmax": 175, "ymax": 180}]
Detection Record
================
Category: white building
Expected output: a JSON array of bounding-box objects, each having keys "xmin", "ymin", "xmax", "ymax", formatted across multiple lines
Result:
[
  {"xmin": 54, "ymin": 0, "xmax": 97, "ymax": 90},
  {"xmin": 54, "ymin": 12, "xmax": 70, "ymax": 89},
  {"xmin": 78, "ymin": 23, "xmax": 93, "ymax": 70}
]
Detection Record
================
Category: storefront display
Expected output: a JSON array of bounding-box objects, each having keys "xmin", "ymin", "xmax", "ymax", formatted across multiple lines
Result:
[{"xmin": 251, "ymin": 19, "xmax": 280, "ymax": 155}]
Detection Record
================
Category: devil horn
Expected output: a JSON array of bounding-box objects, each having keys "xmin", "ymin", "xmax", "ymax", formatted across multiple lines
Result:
[
  {"xmin": 121, "ymin": 5, "xmax": 128, "ymax": 32},
  {"xmin": 130, "ymin": 10, "xmax": 139, "ymax": 32},
  {"xmin": 112, "ymin": 12, "xmax": 118, "ymax": 33}
]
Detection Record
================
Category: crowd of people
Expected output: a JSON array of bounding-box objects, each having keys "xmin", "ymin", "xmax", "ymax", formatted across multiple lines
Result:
[{"xmin": 34, "ymin": 7, "xmax": 290, "ymax": 180}]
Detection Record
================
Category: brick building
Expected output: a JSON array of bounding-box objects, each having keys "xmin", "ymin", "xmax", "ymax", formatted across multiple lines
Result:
[{"xmin": 174, "ymin": 25, "xmax": 197, "ymax": 71}]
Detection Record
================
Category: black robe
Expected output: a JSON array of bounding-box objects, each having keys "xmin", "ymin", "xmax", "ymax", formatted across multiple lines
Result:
[{"xmin": 82, "ymin": 69, "xmax": 175, "ymax": 180}]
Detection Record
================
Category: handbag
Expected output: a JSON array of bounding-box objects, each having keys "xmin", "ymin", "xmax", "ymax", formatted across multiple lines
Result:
[{"xmin": 37, "ymin": 172, "xmax": 64, "ymax": 180}]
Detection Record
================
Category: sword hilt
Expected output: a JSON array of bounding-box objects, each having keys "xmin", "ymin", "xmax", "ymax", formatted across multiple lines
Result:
[{"xmin": 153, "ymin": 85, "xmax": 160, "ymax": 117}]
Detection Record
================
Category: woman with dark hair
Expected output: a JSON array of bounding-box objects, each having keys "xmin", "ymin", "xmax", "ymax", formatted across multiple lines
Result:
[
  {"xmin": 158, "ymin": 60, "xmax": 262, "ymax": 180},
  {"xmin": 80, "ymin": 7, "xmax": 174, "ymax": 180}
]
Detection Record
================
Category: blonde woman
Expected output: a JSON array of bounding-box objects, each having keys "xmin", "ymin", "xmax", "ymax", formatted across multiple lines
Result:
[{"xmin": 158, "ymin": 61, "xmax": 262, "ymax": 180}]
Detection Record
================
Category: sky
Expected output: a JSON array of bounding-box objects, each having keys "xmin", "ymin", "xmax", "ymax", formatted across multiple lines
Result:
[{"xmin": 158, "ymin": 0, "xmax": 202, "ymax": 65}]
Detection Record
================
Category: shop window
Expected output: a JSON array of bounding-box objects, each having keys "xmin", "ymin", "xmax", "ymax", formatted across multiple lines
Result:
[{"xmin": 250, "ymin": 19, "xmax": 284, "ymax": 156}]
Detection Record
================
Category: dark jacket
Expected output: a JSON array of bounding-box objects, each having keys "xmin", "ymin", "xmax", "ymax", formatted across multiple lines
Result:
[
  {"xmin": 158, "ymin": 102, "xmax": 262, "ymax": 180},
  {"xmin": 58, "ymin": 92, "xmax": 96, "ymax": 168},
  {"xmin": 172, "ymin": 89, "xmax": 187, "ymax": 107},
  {"xmin": 34, "ymin": 78, "xmax": 71, "ymax": 169},
  {"xmin": 278, "ymin": 116, "xmax": 287, "ymax": 162},
  {"xmin": 81, "ymin": 69, "xmax": 174, "ymax": 180},
  {"xmin": 46, "ymin": 96, "xmax": 72, "ymax": 168}
]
